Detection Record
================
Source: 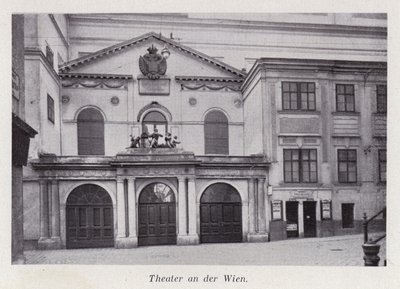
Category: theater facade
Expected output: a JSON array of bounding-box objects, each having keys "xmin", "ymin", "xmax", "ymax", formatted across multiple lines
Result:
[{"xmin": 21, "ymin": 14, "xmax": 387, "ymax": 250}]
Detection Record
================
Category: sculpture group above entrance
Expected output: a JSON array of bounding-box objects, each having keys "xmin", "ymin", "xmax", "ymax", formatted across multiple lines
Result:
[
  {"xmin": 128, "ymin": 131, "xmax": 180, "ymax": 149},
  {"xmin": 139, "ymin": 45, "xmax": 167, "ymax": 80}
]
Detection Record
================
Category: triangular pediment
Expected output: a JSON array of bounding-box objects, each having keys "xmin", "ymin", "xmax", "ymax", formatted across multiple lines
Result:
[{"xmin": 59, "ymin": 32, "xmax": 246, "ymax": 79}]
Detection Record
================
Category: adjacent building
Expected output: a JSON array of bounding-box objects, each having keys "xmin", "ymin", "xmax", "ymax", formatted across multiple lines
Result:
[
  {"xmin": 20, "ymin": 13, "xmax": 386, "ymax": 250},
  {"xmin": 12, "ymin": 15, "xmax": 37, "ymax": 262}
]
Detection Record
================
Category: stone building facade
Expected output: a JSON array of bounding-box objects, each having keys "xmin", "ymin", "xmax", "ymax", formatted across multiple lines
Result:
[{"xmin": 21, "ymin": 14, "xmax": 386, "ymax": 250}]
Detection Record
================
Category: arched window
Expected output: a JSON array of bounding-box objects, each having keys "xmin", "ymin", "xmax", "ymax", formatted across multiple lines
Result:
[
  {"xmin": 204, "ymin": 110, "xmax": 229, "ymax": 155},
  {"xmin": 77, "ymin": 108, "xmax": 105, "ymax": 155},
  {"xmin": 142, "ymin": 111, "xmax": 168, "ymax": 145}
]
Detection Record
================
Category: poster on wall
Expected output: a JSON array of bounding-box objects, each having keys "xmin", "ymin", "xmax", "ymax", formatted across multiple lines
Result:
[
  {"xmin": 271, "ymin": 200, "xmax": 282, "ymax": 220},
  {"xmin": 321, "ymin": 200, "xmax": 332, "ymax": 220}
]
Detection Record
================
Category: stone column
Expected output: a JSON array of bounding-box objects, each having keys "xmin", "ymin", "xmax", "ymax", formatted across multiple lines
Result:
[
  {"xmin": 177, "ymin": 177, "xmax": 189, "ymax": 245},
  {"xmin": 187, "ymin": 177, "xmax": 199, "ymax": 244},
  {"xmin": 115, "ymin": 177, "xmax": 128, "ymax": 248},
  {"xmin": 298, "ymin": 201, "xmax": 304, "ymax": 238},
  {"xmin": 126, "ymin": 177, "xmax": 138, "ymax": 247},
  {"xmin": 247, "ymin": 178, "xmax": 256, "ymax": 236},
  {"xmin": 248, "ymin": 178, "xmax": 268, "ymax": 242},
  {"xmin": 50, "ymin": 180, "xmax": 61, "ymax": 247},
  {"xmin": 38, "ymin": 180, "xmax": 49, "ymax": 248},
  {"xmin": 257, "ymin": 178, "xmax": 267, "ymax": 233}
]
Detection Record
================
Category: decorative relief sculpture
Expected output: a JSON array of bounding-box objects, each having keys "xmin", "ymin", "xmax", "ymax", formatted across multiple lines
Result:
[{"xmin": 139, "ymin": 45, "xmax": 167, "ymax": 80}]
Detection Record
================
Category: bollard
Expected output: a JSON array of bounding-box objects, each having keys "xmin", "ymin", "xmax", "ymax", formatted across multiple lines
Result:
[{"xmin": 362, "ymin": 242, "xmax": 381, "ymax": 266}]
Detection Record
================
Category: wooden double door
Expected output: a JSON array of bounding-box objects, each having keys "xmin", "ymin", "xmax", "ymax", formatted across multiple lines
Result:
[
  {"xmin": 66, "ymin": 185, "xmax": 114, "ymax": 249},
  {"xmin": 138, "ymin": 183, "xmax": 177, "ymax": 246},
  {"xmin": 200, "ymin": 183, "xmax": 243, "ymax": 243}
]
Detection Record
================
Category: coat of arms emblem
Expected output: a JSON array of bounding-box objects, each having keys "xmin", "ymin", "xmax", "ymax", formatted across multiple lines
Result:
[{"xmin": 139, "ymin": 45, "xmax": 167, "ymax": 80}]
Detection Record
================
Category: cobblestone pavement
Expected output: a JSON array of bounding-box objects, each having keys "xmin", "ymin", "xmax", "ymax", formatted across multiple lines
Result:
[{"xmin": 24, "ymin": 233, "xmax": 386, "ymax": 266}]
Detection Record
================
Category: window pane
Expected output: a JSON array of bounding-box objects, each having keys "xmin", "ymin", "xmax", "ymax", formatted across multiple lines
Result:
[
  {"xmin": 308, "ymin": 83, "xmax": 315, "ymax": 91},
  {"xmin": 290, "ymin": 83, "xmax": 297, "ymax": 91},
  {"xmin": 300, "ymin": 83, "xmax": 308, "ymax": 92},
  {"xmin": 292, "ymin": 162, "xmax": 299, "ymax": 173},
  {"xmin": 292, "ymin": 150, "xmax": 299, "ymax": 160},
  {"xmin": 302, "ymin": 150, "xmax": 309, "ymax": 160},
  {"xmin": 282, "ymin": 82, "xmax": 289, "ymax": 92},
  {"xmin": 339, "ymin": 162, "xmax": 347, "ymax": 173},
  {"xmin": 292, "ymin": 171, "xmax": 299, "ymax": 182},
  {"xmin": 348, "ymin": 150, "xmax": 357, "ymax": 161},
  {"xmin": 345, "ymin": 85, "xmax": 354, "ymax": 94},
  {"xmin": 310, "ymin": 150, "xmax": 317, "ymax": 160},
  {"xmin": 337, "ymin": 85, "xmax": 345, "ymax": 94},
  {"xmin": 338, "ymin": 150, "xmax": 347, "ymax": 161},
  {"xmin": 284, "ymin": 150, "xmax": 292, "ymax": 160},
  {"xmin": 348, "ymin": 172, "xmax": 357, "ymax": 182},
  {"xmin": 310, "ymin": 172, "xmax": 317, "ymax": 182},
  {"xmin": 338, "ymin": 172, "xmax": 347, "ymax": 183}
]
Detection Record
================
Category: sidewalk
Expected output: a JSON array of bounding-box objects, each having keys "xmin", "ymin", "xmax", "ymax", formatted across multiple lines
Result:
[{"xmin": 23, "ymin": 233, "xmax": 386, "ymax": 266}]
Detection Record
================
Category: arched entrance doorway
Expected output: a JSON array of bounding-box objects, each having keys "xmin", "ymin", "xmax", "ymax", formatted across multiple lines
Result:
[
  {"xmin": 138, "ymin": 183, "xmax": 177, "ymax": 246},
  {"xmin": 200, "ymin": 183, "xmax": 242, "ymax": 243},
  {"xmin": 66, "ymin": 184, "xmax": 114, "ymax": 249}
]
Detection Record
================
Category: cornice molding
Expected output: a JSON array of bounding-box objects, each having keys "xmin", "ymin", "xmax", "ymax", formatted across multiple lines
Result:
[
  {"xmin": 60, "ymin": 73, "xmax": 133, "ymax": 80},
  {"xmin": 67, "ymin": 14, "xmax": 386, "ymax": 38},
  {"xmin": 241, "ymin": 58, "xmax": 387, "ymax": 93}
]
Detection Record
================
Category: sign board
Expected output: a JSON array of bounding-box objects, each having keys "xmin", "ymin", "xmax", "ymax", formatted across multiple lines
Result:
[
  {"xmin": 321, "ymin": 200, "xmax": 332, "ymax": 220},
  {"xmin": 271, "ymin": 200, "xmax": 282, "ymax": 220},
  {"xmin": 291, "ymin": 190, "xmax": 313, "ymax": 199},
  {"xmin": 138, "ymin": 78, "xmax": 170, "ymax": 95},
  {"xmin": 286, "ymin": 223, "xmax": 298, "ymax": 231}
]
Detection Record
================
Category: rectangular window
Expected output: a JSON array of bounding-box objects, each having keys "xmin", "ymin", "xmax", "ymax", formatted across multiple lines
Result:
[
  {"xmin": 379, "ymin": 149, "xmax": 386, "ymax": 183},
  {"xmin": 282, "ymin": 82, "xmax": 316, "ymax": 111},
  {"xmin": 377, "ymin": 85, "xmax": 387, "ymax": 113},
  {"xmin": 337, "ymin": 149, "xmax": 357, "ymax": 183},
  {"xmin": 336, "ymin": 84, "xmax": 355, "ymax": 112},
  {"xmin": 47, "ymin": 94, "xmax": 55, "ymax": 123},
  {"xmin": 46, "ymin": 45, "xmax": 54, "ymax": 68},
  {"xmin": 284, "ymin": 149, "xmax": 318, "ymax": 183},
  {"xmin": 342, "ymin": 203, "xmax": 354, "ymax": 228}
]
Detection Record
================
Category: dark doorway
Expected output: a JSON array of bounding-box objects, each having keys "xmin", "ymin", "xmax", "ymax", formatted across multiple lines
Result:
[
  {"xmin": 138, "ymin": 183, "xmax": 177, "ymax": 246},
  {"xmin": 286, "ymin": 201, "xmax": 299, "ymax": 238},
  {"xmin": 303, "ymin": 201, "xmax": 317, "ymax": 238},
  {"xmin": 66, "ymin": 184, "xmax": 114, "ymax": 249},
  {"xmin": 200, "ymin": 183, "xmax": 242, "ymax": 243}
]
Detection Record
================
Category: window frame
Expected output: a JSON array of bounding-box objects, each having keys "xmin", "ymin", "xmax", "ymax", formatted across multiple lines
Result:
[
  {"xmin": 283, "ymin": 148, "xmax": 318, "ymax": 183},
  {"xmin": 376, "ymin": 84, "xmax": 387, "ymax": 113},
  {"xmin": 341, "ymin": 203, "xmax": 355, "ymax": 229},
  {"xmin": 204, "ymin": 110, "xmax": 229, "ymax": 155},
  {"xmin": 378, "ymin": 149, "xmax": 386, "ymax": 184},
  {"xmin": 77, "ymin": 108, "xmax": 105, "ymax": 155},
  {"xmin": 281, "ymin": 81, "xmax": 316, "ymax": 111},
  {"xmin": 337, "ymin": 149, "xmax": 357, "ymax": 183},
  {"xmin": 336, "ymin": 84, "xmax": 355, "ymax": 112},
  {"xmin": 47, "ymin": 94, "xmax": 55, "ymax": 124}
]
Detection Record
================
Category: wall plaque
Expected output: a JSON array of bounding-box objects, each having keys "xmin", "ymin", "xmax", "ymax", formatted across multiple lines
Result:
[
  {"xmin": 280, "ymin": 117, "xmax": 320, "ymax": 134},
  {"xmin": 289, "ymin": 190, "xmax": 314, "ymax": 200},
  {"xmin": 138, "ymin": 78, "xmax": 170, "ymax": 95},
  {"xmin": 271, "ymin": 200, "xmax": 283, "ymax": 220},
  {"xmin": 321, "ymin": 200, "xmax": 332, "ymax": 220}
]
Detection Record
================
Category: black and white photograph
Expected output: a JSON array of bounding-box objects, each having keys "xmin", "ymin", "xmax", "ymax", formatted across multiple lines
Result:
[{"xmin": 3, "ymin": 2, "xmax": 400, "ymax": 289}]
